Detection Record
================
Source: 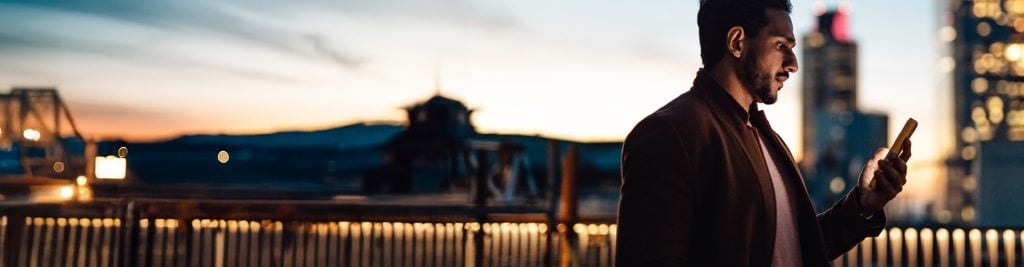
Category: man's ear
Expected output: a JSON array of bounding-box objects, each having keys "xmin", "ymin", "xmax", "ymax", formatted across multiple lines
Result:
[{"xmin": 726, "ymin": 26, "xmax": 745, "ymax": 58}]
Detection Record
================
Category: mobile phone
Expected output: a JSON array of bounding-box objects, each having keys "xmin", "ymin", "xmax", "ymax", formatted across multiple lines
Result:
[{"xmin": 869, "ymin": 118, "xmax": 917, "ymax": 189}]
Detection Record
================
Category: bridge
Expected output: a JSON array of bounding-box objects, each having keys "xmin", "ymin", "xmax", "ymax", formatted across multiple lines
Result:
[{"xmin": 0, "ymin": 88, "xmax": 93, "ymax": 204}]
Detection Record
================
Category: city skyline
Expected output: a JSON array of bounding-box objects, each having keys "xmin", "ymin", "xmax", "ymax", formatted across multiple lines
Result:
[
  {"xmin": 4, "ymin": 2, "xmax": 1024, "ymax": 265},
  {"xmin": 0, "ymin": 1, "xmax": 945, "ymax": 177},
  {"xmin": 946, "ymin": 0, "xmax": 1024, "ymax": 225}
]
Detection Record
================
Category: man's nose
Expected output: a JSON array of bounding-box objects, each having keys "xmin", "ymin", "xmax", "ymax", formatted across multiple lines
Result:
[{"xmin": 783, "ymin": 49, "xmax": 799, "ymax": 73}]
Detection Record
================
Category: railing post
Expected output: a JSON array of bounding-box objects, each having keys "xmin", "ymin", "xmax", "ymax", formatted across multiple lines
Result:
[
  {"xmin": 182, "ymin": 216, "xmax": 194, "ymax": 267},
  {"xmin": 558, "ymin": 145, "xmax": 579, "ymax": 267},
  {"xmin": 473, "ymin": 150, "xmax": 489, "ymax": 267},
  {"xmin": 121, "ymin": 201, "xmax": 138, "ymax": 267},
  {"xmin": 143, "ymin": 212, "xmax": 156, "ymax": 267},
  {"xmin": 3, "ymin": 209, "xmax": 24, "ymax": 267},
  {"xmin": 544, "ymin": 140, "xmax": 561, "ymax": 267}
]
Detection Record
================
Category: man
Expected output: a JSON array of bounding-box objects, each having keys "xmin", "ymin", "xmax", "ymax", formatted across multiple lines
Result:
[{"xmin": 615, "ymin": 0, "xmax": 912, "ymax": 266}]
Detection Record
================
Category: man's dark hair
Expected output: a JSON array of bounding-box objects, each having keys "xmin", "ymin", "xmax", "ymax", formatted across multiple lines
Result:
[{"xmin": 697, "ymin": 0, "xmax": 792, "ymax": 68}]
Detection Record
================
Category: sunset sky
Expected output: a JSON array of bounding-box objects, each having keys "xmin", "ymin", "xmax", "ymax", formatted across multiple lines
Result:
[{"xmin": 0, "ymin": 0, "xmax": 947, "ymax": 194}]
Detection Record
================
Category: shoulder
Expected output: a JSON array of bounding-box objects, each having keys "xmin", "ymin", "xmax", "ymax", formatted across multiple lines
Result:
[{"xmin": 626, "ymin": 91, "xmax": 715, "ymax": 145}]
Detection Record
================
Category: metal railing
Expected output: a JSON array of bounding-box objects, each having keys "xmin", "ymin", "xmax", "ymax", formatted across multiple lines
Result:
[
  {"xmin": 0, "ymin": 199, "xmax": 619, "ymax": 267},
  {"xmin": 3, "ymin": 200, "xmax": 1021, "ymax": 267},
  {"xmin": 5, "ymin": 217, "xmax": 120, "ymax": 267},
  {"xmin": 834, "ymin": 227, "xmax": 1023, "ymax": 267}
]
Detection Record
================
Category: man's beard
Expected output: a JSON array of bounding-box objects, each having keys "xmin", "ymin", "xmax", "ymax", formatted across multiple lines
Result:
[{"xmin": 737, "ymin": 53, "xmax": 778, "ymax": 105}]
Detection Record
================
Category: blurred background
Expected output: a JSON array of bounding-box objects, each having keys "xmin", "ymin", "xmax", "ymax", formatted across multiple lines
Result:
[{"xmin": 0, "ymin": 0, "xmax": 1021, "ymax": 266}]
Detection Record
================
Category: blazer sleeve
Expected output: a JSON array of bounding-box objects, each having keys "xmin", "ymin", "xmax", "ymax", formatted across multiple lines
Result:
[
  {"xmin": 816, "ymin": 186, "xmax": 886, "ymax": 260},
  {"xmin": 615, "ymin": 116, "xmax": 698, "ymax": 266}
]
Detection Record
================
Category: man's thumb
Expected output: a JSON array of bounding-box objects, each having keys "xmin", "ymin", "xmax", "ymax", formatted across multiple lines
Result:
[
  {"xmin": 873, "ymin": 147, "xmax": 889, "ymax": 160},
  {"xmin": 862, "ymin": 148, "xmax": 890, "ymax": 188}
]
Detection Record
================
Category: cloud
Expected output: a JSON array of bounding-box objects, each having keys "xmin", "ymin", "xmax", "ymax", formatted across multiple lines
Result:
[
  {"xmin": 0, "ymin": 0, "xmax": 370, "ymax": 76},
  {"xmin": 0, "ymin": 0, "xmax": 522, "ymax": 67},
  {"xmin": 66, "ymin": 100, "xmax": 185, "ymax": 122},
  {"xmin": 226, "ymin": 0, "xmax": 521, "ymax": 32},
  {"xmin": 305, "ymin": 34, "xmax": 365, "ymax": 70},
  {"xmin": 0, "ymin": 3, "xmax": 323, "ymax": 85},
  {"xmin": 370, "ymin": 0, "xmax": 520, "ymax": 31},
  {"xmin": 1, "ymin": 0, "xmax": 297, "ymax": 52}
]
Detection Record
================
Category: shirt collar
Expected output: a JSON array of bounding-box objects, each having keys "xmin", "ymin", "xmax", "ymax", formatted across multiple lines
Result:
[{"xmin": 691, "ymin": 69, "xmax": 759, "ymax": 124}]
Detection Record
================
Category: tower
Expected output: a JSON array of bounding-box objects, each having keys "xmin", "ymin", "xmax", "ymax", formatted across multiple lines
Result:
[{"xmin": 801, "ymin": 3, "xmax": 890, "ymax": 211}]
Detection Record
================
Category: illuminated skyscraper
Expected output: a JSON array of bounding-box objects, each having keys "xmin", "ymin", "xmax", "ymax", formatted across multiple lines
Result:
[
  {"xmin": 801, "ymin": 4, "xmax": 890, "ymax": 211},
  {"xmin": 946, "ymin": 0, "xmax": 1024, "ymax": 225}
]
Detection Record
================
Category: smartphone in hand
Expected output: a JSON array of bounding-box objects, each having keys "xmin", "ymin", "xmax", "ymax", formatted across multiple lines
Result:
[{"xmin": 869, "ymin": 118, "xmax": 917, "ymax": 189}]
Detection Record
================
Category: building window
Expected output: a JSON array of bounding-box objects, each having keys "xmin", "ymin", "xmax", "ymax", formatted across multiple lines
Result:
[
  {"xmin": 972, "ymin": 77, "xmax": 989, "ymax": 94},
  {"xmin": 977, "ymin": 21, "xmax": 992, "ymax": 37}
]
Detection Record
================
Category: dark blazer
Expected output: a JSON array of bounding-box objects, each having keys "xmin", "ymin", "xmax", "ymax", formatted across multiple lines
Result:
[{"xmin": 615, "ymin": 70, "xmax": 885, "ymax": 266}]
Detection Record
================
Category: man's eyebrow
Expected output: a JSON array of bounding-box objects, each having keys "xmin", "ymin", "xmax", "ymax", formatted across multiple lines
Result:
[{"xmin": 769, "ymin": 31, "xmax": 796, "ymax": 44}]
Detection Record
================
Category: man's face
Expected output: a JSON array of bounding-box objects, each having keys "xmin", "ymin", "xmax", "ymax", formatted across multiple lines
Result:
[{"xmin": 737, "ymin": 8, "xmax": 799, "ymax": 105}]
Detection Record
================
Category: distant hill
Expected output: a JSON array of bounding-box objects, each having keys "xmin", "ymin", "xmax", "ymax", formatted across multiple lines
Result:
[
  {"xmin": 159, "ymin": 125, "xmax": 621, "ymax": 172},
  {"xmin": 98, "ymin": 122, "xmax": 623, "ymax": 201},
  {"xmin": 169, "ymin": 123, "xmax": 405, "ymax": 149},
  {"xmin": 473, "ymin": 134, "xmax": 622, "ymax": 173}
]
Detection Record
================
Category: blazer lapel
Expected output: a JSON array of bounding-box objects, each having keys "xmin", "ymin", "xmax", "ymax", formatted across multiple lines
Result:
[
  {"xmin": 692, "ymin": 71, "xmax": 779, "ymax": 256},
  {"xmin": 734, "ymin": 118, "xmax": 778, "ymax": 253}
]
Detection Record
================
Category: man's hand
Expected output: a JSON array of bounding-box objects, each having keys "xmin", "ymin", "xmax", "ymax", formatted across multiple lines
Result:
[{"xmin": 858, "ymin": 139, "xmax": 912, "ymax": 216}]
